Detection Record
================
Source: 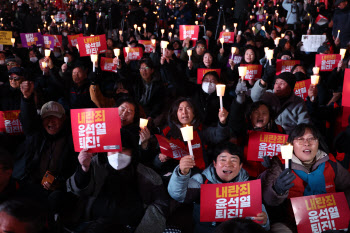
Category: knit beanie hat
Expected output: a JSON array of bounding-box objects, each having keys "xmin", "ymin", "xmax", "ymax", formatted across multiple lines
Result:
[{"xmin": 275, "ymin": 72, "xmax": 296, "ymax": 90}]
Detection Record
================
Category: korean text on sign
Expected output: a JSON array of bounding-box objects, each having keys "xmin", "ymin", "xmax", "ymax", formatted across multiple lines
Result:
[
  {"xmin": 315, "ymin": 54, "xmax": 341, "ymax": 72},
  {"xmin": 0, "ymin": 110, "xmax": 23, "ymax": 135},
  {"xmin": 247, "ymin": 131, "xmax": 288, "ymax": 162},
  {"xmin": 179, "ymin": 25, "xmax": 199, "ymax": 40},
  {"xmin": 294, "ymin": 79, "xmax": 311, "ymax": 101},
  {"xmin": 71, "ymin": 108, "xmax": 122, "ymax": 153},
  {"xmin": 200, "ymin": 180, "xmax": 262, "ymax": 222},
  {"xmin": 77, "ymin": 110, "xmax": 106, "ymax": 149},
  {"xmin": 77, "ymin": 34, "xmax": 107, "ymax": 57},
  {"xmin": 291, "ymin": 193, "xmax": 350, "ymax": 233}
]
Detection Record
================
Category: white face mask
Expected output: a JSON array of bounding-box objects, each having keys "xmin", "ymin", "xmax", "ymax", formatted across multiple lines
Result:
[
  {"xmin": 0, "ymin": 60, "xmax": 4, "ymax": 65},
  {"xmin": 107, "ymin": 152, "xmax": 132, "ymax": 170},
  {"xmin": 62, "ymin": 32, "xmax": 68, "ymax": 37},
  {"xmin": 202, "ymin": 82, "xmax": 216, "ymax": 94},
  {"xmin": 30, "ymin": 57, "xmax": 38, "ymax": 63}
]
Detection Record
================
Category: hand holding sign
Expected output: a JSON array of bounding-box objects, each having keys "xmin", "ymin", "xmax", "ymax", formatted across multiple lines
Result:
[
  {"xmin": 179, "ymin": 155, "xmax": 196, "ymax": 175},
  {"xmin": 78, "ymin": 148, "xmax": 93, "ymax": 172},
  {"xmin": 20, "ymin": 81, "xmax": 34, "ymax": 99}
]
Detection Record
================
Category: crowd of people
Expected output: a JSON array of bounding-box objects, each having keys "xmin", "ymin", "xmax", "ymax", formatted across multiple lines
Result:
[{"xmin": 0, "ymin": 0, "xmax": 349, "ymax": 232}]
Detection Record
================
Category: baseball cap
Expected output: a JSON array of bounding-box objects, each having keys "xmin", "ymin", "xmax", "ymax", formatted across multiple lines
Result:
[{"xmin": 40, "ymin": 101, "xmax": 65, "ymax": 119}]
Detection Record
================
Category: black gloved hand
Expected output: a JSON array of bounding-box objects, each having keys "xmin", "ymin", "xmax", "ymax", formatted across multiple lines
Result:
[
  {"xmin": 273, "ymin": 168, "xmax": 296, "ymax": 195},
  {"xmin": 262, "ymin": 64, "xmax": 276, "ymax": 83},
  {"xmin": 261, "ymin": 155, "xmax": 271, "ymax": 168}
]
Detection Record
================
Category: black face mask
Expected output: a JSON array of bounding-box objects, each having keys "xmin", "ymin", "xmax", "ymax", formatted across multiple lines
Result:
[{"xmin": 294, "ymin": 72, "xmax": 307, "ymax": 81}]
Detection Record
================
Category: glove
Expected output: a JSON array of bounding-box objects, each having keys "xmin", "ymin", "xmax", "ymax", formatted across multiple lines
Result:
[
  {"xmin": 235, "ymin": 81, "xmax": 248, "ymax": 104},
  {"xmin": 262, "ymin": 64, "xmax": 276, "ymax": 83},
  {"xmin": 261, "ymin": 155, "xmax": 271, "ymax": 168},
  {"xmin": 273, "ymin": 169, "xmax": 296, "ymax": 195}
]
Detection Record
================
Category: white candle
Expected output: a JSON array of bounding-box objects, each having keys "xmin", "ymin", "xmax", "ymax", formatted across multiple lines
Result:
[
  {"xmin": 85, "ymin": 23, "xmax": 89, "ymax": 30},
  {"xmin": 91, "ymin": 54, "xmax": 98, "ymax": 72},
  {"xmin": 64, "ymin": 56, "xmax": 68, "ymax": 64},
  {"xmin": 274, "ymin": 37, "xmax": 281, "ymax": 47},
  {"xmin": 309, "ymin": 23, "xmax": 311, "ymax": 30},
  {"xmin": 238, "ymin": 66, "xmax": 247, "ymax": 81},
  {"xmin": 42, "ymin": 62, "xmax": 47, "ymax": 75},
  {"xmin": 168, "ymin": 32, "xmax": 172, "ymax": 40},
  {"xmin": 124, "ymin": 47, "xmax": 130, "ymax": 59},
  {"xmin": 219, "ymin": 37, "xmax": 224, "ymax": 49},
  {"xmin": 337, "ymin": 30, "xmax": 340, "ymax": 38},
  {"xmin": 138, "ymin": 26, "xmax": 141, "ymax": 32},
  {"xmin": 340, "ymin": 48, "xmax": 346, "ymax": 60},
  {"xmin": 261, "ymin": 26, "xmax": 265, "ymax": 31},
  {"xmin": 143, "ymin": 23, "xmax": 146, "ymax": 29},
  {"xmin": 119, "ymin": 30, "xmax": 122, "ymax": 35},
  {"xmin": 313, "ymin": 67, "xmax": 320, "ymax": 75},
  {"xmin": 281, "ymin": 143, "xmax": 293, "ymax": 169},
  {"xmin": 180, "ymin": 125, "xmax": 194, "ymax": 157},
  {"xmin": 76, "ymin": 44, "xmax": 79, "ymax": 52},
  {"xmin": 264, "ymin": 47, "xmax": 269, "ymax": 57},
  {"xmin": 216, "ymin": 84, "xmax": 226, "ymax": 110},
  {"xmin": 195, "ymin": 21, "xmax": 198, "ymax": 25},
  {"xmin": 161, "ymin": 29, "xmax": 165, "ymax": 37},
  {"xmin": 231, "ymin": 47, "xmax": 236, "ymax": 59},
  {"xmin": 139, "ymin": 118, "xmax": 149, "ymax": 145},
  {"xmin": 11, "ymin": 38, "xmax": 15, "ymax": 47},
  {"xmin": 134, "ymin": 24, "xmax": 137, "ymax": 30},
  {"xmin": 161, "ymin": 41, "xmax": 169, "ymax": 55},
  {"xmin": 45, "ymin": 49, "xmax": 51, "ymax": 57},
  {"xmin": 234, "ymin": 23, "xmax": 237, "ymax": 30},
  {"xmin": 311, "ymin": 75, "xmax": 319, "ymax": 85},
  {"xmin": 281, "ymin": 33, "xmax": 285, "ymax": 38},
  {"xmin": 266, "ymin": 49, "xmax": 274, "ymax": 65},
  {"xmin": 252, "ymin": 26, "xmax": 255, "ymax": 34},
  {"xmin": 222, "ymin": 25, "xmax": 226, "ymax": 31},
  {"xmin": 114, "ymin": 48, "xmax": 120, "ymax": 65},
  {"xmin": 187, "ymin": 50, "xmax": 192, "ymax": 61}
]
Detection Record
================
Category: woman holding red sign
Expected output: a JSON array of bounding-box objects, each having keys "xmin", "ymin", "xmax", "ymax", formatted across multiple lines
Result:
[
  {"xmin": 143, "ymin": 97, "xmax": 229, "ymax": 183},
  {"xmin": 168, "ymin": 141, "xmax": 270, "ymax": 233},
  {"xmin": 260, "ymin": 124, "xmax": 350, "ymax": 233}
]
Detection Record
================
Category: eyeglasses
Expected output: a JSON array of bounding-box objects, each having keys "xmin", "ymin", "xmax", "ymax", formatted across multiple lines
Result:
[
  {"xmin": 139, "ymin": 67, "xmax": 150, "ymax": 71},
  {"xmin": 7, "ymin": 63, "xmax": 16, "ymax": 66},
  {"xmin": 9, "ymin": 76, "xmax": 21, "ymax": 81},
  {"xmin": 294, "ymin": 137, "xmax": 318, "ymax": 145},
  {"xmin": 197, "ymin": 46, "xmax": 205, "ymax": 49},
  {"xmin": 119, "ymin": 106, "xmax": 134, "ymax": 115}
]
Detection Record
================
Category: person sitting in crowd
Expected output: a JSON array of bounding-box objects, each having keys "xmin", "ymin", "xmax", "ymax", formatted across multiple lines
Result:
[
  {"xmin": 66, "ymin": 129, "xmax": 169, "ymax": 233},
  {"xmin": 168, "ymin": 141, "xmax": 270, "ymax": 233},
  {"xmin": 250, "ymin": 72, "xmax": 311, "ymax": 134},
  {"xmin": 260, "ymin": 124, "xmax": 350, "ymax": 233}
]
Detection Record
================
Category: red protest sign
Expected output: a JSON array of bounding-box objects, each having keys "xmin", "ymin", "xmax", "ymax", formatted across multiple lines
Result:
[
  {"xmin": 100, "ymin": 57, "xmax": 117, "ymax": 73},
  {"xmin": 200, "ymin": 180, "xmax": 262, "ymax": 222},
  {"xmin": 44, "ymin": 34, "xmax": 62, "ymax": 48},
  {"xmin": 291, "ymin": 192, "xmax": 350, "ymax": 233},
  {"xmin": 197, "ymin": 68, "xmax": 221, "ymax": 84},
  {"xmin": 342, "ymin": 69, "xmax": 350, "ymax": 107},
  {"xmin": 219, "ymin": 32, "xmax": 235, "ymax": 43},
  {"xmin": 70, "ymin": 108, "xmax": 122, "ymax": 153},
  {"xmin": 123, "ymin": 47, "xmax": 143, "ymax": 61},
  {"xmin": 77, "ymin": 34, "xmax": 107, "ymax": 57},
  {"xmin": 342, "ymin": 106, "xmax": 350, "ymax": 127},
  {"xmin": 138, "ymin": 40, "xmax": 155, "ymax": 53},
  {"xmin": 247, "ymin": 131, "xmax": 288, "ymax": 162},
  {"xmin": 179, "ymin": 25, "xmax": 200, "ymax": 40},
  {"xmin": 240, "ymin": 64, "xmax": 262, "ymax": 81},
  {"xmin": 67, "ymin": 34, "xmax": 83, "ymax": 47},
  {"xmin": 0, "ymin": 110, "xmax": 23, "ymax": 135},
  {"xmin": 276, "ymin": 60, "xmax": 300, "ymax": 75},
  {"xmin": 294, "ymin": 79, "xmax": 311, "ymax": 101},
  {"xmin": 315, "ymin": 54, "xmax": 341, "ymax": 72}
]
